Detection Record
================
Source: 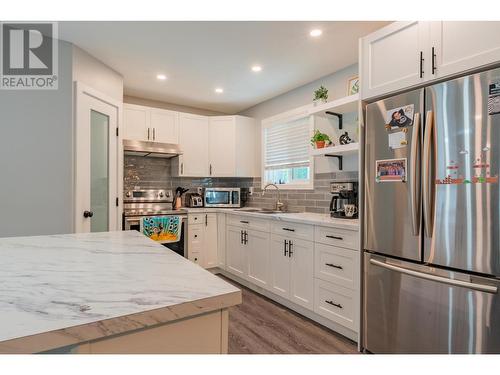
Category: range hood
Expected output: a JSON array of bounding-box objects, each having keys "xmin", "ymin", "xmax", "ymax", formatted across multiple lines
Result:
[{"xmin": 123, "ymin": 139, "xmax": 183, "ymax": 158}]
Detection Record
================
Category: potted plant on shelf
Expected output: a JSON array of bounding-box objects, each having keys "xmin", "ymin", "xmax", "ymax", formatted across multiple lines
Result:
[
  {"xmin": 313, "ymin": 85, "xmax": 328, "ymax": 105},
  {"xmin": 310, "ymin": 130, "xmax": 332, "ymax": 149}
]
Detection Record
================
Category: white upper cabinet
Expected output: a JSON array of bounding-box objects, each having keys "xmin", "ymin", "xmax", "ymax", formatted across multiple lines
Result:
[
  {"xmin": 361, "ymin": 21, "xmax": 500, "ymax": 100},
  {"xmin": 209, "ymin": 117, "xmax": 236, "ymax": 177},
  {"xmin": 123, "ymin": 104, "xmax": 150, "ymax": 141},
  {"xmin": 123, "ymin": 104, "xmax": 179, "ymax": 143},
  {"xmin": 177, "ymin": 113, "xmax": 209, "ymax": 177},
  {"xmin": 360, "ymin": 21, "xmax": 429, "ymax": 100},
  {"xmin": 430, "ymin": 21, "xmax": 500, "ymax": 79},
  {"xmin": 150, "ymin": 109, "xmax": 179, "ymax": 144},
  {"xmin": 208, "ymin": 116, "xmax": 256, "ymax": 177}
]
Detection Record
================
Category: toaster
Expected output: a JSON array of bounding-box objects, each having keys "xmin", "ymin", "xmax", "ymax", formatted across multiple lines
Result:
[{"xmin": 185, "ymin": 193, "xmax": 204, "ymax": 207}]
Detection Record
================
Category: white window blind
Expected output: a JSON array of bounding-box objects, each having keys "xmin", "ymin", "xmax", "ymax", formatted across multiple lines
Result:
[{"xmin": 264, "ymin": 117, "xmax": 310, "ymax": 170}]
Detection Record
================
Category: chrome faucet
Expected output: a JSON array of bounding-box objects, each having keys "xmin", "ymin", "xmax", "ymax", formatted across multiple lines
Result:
[{"xmin": 262, "ymin": 183, "xmax": 284, "ymax": 211}]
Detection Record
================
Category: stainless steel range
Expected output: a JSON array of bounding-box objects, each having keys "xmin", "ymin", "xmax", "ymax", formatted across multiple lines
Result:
[{"xmin": 123, "ymin": 189, "xmax": 187, "ymax": 257}]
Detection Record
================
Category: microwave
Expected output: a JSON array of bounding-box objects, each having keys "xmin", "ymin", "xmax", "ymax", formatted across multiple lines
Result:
[{"xmin": 204, "ymin": 188, "xmax": 242, "ymax": 208}]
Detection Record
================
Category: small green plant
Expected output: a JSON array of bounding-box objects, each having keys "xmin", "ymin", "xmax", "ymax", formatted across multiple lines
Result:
[
  {"xmin": 313, "ymin": 85, "xmax": 329, "ymax": 102},
  {"xmin": 310, "ymin": 130, "xmax": 331, "ymax": 145}
]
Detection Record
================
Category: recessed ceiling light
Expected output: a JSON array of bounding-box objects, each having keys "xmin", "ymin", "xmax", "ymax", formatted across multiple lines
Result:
[
  {"xmin": 156, "ymin": 74, "xmax": 167, "ymax": 80},
  {"xmin": 309, "ymin": 29, "xmax": 322, "ymax": 37},
  {"xmin": 251, "ymin": 65, "xmax": 262, "ymax": 72},
  {"xmin": 215, "ymin": 87, "xmax": 224, "ymax": 94}
]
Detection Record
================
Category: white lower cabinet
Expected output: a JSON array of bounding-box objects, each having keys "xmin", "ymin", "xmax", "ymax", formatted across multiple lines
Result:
[
  {"xmin": 269, "ymin": 235, "xmax": 291, "ymax": 298},
  {"xmin": 224, "ymin": 215, "xmax": 359, "ymax": 339},
  {"xmin": 270, "ymin": 235, "xmax": 314, "ymax": 309},
  {"xmin": 187, "ymin": 213, "xmax": 217, "ymax": 269},
  {"xmin": 314, "ymin": 279, "xmax": 356, "ymax": 331},
  {"xmin": 226, "ymin": 225, "xmax": 246, "ymax": 277},
  {"xmin": 246, "ymin": 230, "xmax": 270, "ymax": 289}
]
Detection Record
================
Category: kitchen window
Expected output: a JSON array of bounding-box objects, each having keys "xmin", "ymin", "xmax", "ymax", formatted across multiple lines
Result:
[{"xmin": 262, "ymin": 115, "xmax": 314, "ymax": 190}]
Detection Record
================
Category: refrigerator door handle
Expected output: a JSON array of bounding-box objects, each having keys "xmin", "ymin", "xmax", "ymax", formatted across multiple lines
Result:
[
  {"xmin": 370, "ymin": 259, "xmax": 498, "ymax": 294},
  {"xmin": 410, "ymin": 112, "xmax": 421, "ymax": 236},
  {"xmin": 423, "ymin": 110, "xmax": 435, "ymax": 238}
]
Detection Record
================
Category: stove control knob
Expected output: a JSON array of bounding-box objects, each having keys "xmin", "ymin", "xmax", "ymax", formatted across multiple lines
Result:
[
  {"xmin": 125, "ymin": 191, "xmax": 131, "ymax": 198},
  {"xmin": 159, "ymin": 191, "xmax": 164, "ymax": 198}
]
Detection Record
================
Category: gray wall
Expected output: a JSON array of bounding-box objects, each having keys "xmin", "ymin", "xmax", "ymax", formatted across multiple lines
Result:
[
  {"xmin": 239, "ymin": 64, "xmax": 359, "ymax": 175},
  {"xmin": 0, "ymin": 40, "xmax": 74, "ymax": 237}
]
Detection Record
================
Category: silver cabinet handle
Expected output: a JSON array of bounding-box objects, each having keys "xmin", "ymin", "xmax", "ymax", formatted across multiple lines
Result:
[
  {"xmin": 147, "ymin": 128, "xmax": 150, "ymax": 140},
  {"xmin": 410, "ymin": 112, "xmax": 421, "ymax": 236},
  {"xmin": 370, "ymin": 258, "xmax": 498, "ymax": 294},
  {"xmin": 423, "ymin": 110, "xmax": 435, "ymax": 238},
  {"xmin": 153, "ymin": 127, "xmax": 156, "ymax": 140},
  {"xmin": 181, "ymin": 163, "xmax": 184, "ymax": 175}
]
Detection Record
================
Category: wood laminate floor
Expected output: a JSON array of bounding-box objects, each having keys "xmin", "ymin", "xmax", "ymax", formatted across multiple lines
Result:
[{"xmin": 219, "ymin": 275, "xmax": 358, "ymax": 354}]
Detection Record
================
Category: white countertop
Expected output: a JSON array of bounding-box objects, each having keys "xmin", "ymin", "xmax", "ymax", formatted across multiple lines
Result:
[
  {"xmin": 183, "ymin": 207, "xmax": 359, "ymax": 230},
  {"xmin": 0, "ymin": 231, "xmax": 240, "ymax": 351}
]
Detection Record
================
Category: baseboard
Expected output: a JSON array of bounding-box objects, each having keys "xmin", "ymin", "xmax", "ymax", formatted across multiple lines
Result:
[{"xmin": 213, "ymin": 268, "xmax": 358, "ymax": 343}]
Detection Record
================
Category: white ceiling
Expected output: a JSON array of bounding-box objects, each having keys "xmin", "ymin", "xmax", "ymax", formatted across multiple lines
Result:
[{"xmin": 59, "ymin": 21, "xmax": 389, "ymax": 114}]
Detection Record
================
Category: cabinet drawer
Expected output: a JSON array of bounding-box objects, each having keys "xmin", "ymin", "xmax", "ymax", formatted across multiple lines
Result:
[
  {"xmin": 314, "ymin": 243, "xmax": 358, "ymax": 289},
  {"xmin": 227, "ymin": 214, "xmax": 270, "ymax": 232},
  {"xmin": 314, "ymin": 279, "xmax": 356, "ymax": 331},
  {"xmin": 314, "ymin": 226, "xmax": 359, "ymax": 250},
  {"xmin": 271, "ymin": 221, "xmax": 313, "ymax": 240},
  {"xmin": 188, "ymin": 214, "xmax": 205, "ymax": 225},
  {"xmin": 187, "ymin": 252, "xmax": 202, "ymax": 265},
  {"xmin": 188, "ymin": 224, "xmax": 204, "ymax": 252}
]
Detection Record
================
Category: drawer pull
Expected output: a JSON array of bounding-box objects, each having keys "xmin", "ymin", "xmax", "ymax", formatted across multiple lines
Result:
[
  {"xmin": 240, "ymin": 220, "xmax": 249, "ymax": 224},
  {"xmin": 326, "ymin": 235, "xmax": 343, "ymax": 240},
  {"xmin": 282, "ymin": 227, "xmax": 295, "ymax": 232},
  {"xmin": 325, "ymin": 263, "xmax": 343, "ymax": 270},
  {"xmin": 325, "ymin": 300, "xmax": 343, "ymax": 309}
]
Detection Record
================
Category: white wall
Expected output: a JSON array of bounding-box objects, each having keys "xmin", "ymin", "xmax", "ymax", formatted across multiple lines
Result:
[
  {"xmin": 239, "ymin": 64, "xmax": 359, "ymax": 175},
  {"xmin": 0, "ymin": 40, "xmax": 74, "ymax": 237},
  {"xmin": 72, "ymin": 46, "xmax": 124, "ymax": 101}
]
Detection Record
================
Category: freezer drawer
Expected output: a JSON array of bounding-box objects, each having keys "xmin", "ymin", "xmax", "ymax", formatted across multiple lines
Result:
[{"xmin": 364, "ymin": 253, "xmax": 500, "ymax": 353}]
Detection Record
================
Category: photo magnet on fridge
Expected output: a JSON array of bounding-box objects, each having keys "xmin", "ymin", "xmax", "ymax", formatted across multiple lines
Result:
[
  {"xmin": 386, "ymin": 104, "xmax": 414, "ymax": 129},
  {"xmin": 375, "ymin": 158, "xmax": 407, "ymax": 183},
  {"xmin": 488, "ymin": 80, "xmax": 500, "ymax": 115}
]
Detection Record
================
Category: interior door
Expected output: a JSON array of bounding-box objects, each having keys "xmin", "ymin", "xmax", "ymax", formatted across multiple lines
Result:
[
  {"xmin": 289, "ymin": 238, "xmax": 314, "ymax": 309},
  {"xmin": 178, "ymin": 113, "xmax": 209, "ymax": 176},
  {"xmin": 75, "ymin": 83, "xmax": 120, "ymax": 233},
  {"xmin": 269, "ymin": 234, "xmax": 291, "ymax": 298},
  {"xmin": 246, "ymin": 229, "xmax": 270, "ymax": 289},
  {"xmin": 209, "ymin": 117, "xmax": 236, "ymax": 176},
  {"xmin": 364, "ymin": 88, "xmax": 424, "ymax": 261},
  {"xmin": 424, "ymin": 69, "xmax": 500, "ymax": 276}
]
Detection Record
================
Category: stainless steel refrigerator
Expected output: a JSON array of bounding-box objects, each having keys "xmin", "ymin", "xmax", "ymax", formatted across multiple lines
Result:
[{"xmin": 363, "ymin": 67, "xmax": 500, "ymax": 353}]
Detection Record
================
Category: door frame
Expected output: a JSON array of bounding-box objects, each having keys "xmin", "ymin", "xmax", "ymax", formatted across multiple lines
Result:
[{"xmin": 74, "ymin": 81, "xmax": 123, "ymax": 233}]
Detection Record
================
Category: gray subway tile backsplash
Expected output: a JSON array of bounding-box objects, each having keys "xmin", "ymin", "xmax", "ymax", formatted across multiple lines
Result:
[{"xmin": 124, "ymin": 155, "xmax": 358, "ymax": 213}]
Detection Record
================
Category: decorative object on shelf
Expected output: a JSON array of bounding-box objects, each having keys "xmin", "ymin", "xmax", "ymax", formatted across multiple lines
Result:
[
  {"xmin": 313, "ymin": 85, "xmax": 329, "ymax": 104},
  {"xmin": 310, "ymin": 130, "xmax": 332, "ymax": 149},
  {"xmin": 347, "ymin": 76, "xmax": 359, "ymax": 95},
  {"xmin": 339, "ymin": 131, "xmax": 354, "ymax": 145}
]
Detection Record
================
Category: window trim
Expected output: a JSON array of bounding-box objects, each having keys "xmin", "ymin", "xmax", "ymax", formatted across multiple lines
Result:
[{"xmin": 261, "ymin": 112, "xmax": 314, "ymax": 191}]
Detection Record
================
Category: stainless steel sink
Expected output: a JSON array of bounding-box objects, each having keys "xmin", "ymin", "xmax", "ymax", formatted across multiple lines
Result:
[{"xmin": 237, "ymin": 208, "xmax": 299, "ymax": 214}]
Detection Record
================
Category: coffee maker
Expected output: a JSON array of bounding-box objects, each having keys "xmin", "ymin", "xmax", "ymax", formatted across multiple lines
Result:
[{"xmin": 329, "ymin": 182, "xmax": 358, "ymax": 219}]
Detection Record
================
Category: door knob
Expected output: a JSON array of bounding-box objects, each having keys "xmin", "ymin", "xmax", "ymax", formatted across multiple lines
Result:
[{"xmin": 83, "ymin": 210, "xmax": 94, "ymax": 218}]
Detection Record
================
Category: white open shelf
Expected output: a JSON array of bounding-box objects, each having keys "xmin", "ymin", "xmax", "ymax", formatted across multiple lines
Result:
[
  {"xmin": 308, "ymin": 93, "xmax": 359, "ymax": 117},
  {"xmin": 311, "ymin": 142, "xmax": 359, "ymax": 157}
]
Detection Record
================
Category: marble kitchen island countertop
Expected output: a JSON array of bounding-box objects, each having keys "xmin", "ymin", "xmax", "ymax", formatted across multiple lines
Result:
[{"xmin": 0, "ymin": 231, "xmax": 241, "ymax": 354}]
